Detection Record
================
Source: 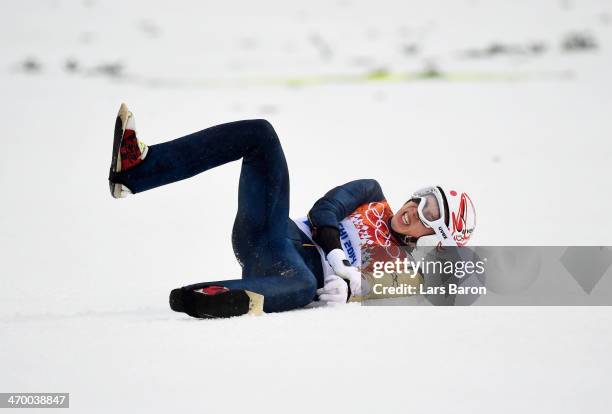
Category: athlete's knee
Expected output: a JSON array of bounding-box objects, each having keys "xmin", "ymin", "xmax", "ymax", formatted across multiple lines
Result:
[
  {"xmin": 250, "ymin": 118, "xmax": 275, "ymax": 134},
  {"xmin": 248, "ymin": 119, "xmax": 280, "ymax": 148}
]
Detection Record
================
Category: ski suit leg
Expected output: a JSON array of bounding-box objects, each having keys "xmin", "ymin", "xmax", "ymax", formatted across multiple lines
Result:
[{"xmin": 116, "ymin": 119, "xmax": 317, "ymax": 313}]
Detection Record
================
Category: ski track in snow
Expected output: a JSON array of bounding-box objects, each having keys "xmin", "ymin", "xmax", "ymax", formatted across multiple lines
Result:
[{"xmin": 1, "ymin": 0, "xmax": 612, "ymax": 412}]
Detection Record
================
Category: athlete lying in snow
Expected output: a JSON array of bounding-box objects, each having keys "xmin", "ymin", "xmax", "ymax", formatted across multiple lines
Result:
[{"xmin": 108, "ymin": 103, "xmax": 477, "ymax": 318}]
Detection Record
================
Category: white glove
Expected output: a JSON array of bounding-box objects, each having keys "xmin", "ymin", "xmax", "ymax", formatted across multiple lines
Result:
[
  {"xmin": 316, "ymin": 274, "xmax": 349, "ymax": 305},
  {"xmin": 326, "ymin": 248, "xmax": 363, "ymax": 298}
]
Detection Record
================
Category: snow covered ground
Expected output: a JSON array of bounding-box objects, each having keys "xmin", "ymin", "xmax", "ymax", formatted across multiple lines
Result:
[{"xmin": 1, "ymin": 0, "xmax": 611, "ymax": 412}]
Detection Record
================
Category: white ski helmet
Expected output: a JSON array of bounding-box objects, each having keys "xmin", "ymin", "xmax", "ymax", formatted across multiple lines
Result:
[{"xmin": 411, "ymin": 186, "xmax": 476, "ymax": 247}]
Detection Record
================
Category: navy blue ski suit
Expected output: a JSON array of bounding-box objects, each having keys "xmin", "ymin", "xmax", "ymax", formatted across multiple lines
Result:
[{"xmin": 116, "ymin": 119, "xmax": 386, "ymax": 313}]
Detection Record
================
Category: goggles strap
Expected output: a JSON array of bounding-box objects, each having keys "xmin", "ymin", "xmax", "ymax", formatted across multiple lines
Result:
[{"xmin": 432, "ymin": 222, "xmax": 458, "ymax": 247}]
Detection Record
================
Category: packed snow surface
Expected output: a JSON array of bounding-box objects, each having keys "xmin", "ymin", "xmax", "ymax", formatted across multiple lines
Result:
[{"xmin": 1, "ymin": 0, "xmax": 611, "ymax": 412}]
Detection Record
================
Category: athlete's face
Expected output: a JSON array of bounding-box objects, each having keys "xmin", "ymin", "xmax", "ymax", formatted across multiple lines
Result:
[{"xmin": 390, "ymin": 199, "xmax": 436, "ymax": 239}]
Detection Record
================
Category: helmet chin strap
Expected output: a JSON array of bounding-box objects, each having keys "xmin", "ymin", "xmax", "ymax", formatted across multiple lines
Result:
[
  {"xmin": 388, "ymin": 218, "xmax": 454, "ymax": 248},
  {"xmin": 403, "ymin": 235, "xmax": 419, "ymax": 244}
]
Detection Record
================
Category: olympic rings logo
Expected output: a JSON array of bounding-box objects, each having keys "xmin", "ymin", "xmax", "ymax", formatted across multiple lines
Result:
[{"xmin": 362, "ymin": 202, "xmax": 401, "ymax": 259}]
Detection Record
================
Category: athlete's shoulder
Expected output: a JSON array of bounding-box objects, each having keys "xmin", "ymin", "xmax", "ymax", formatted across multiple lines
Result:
[{"xmin": 341, "ymin": 178, "xmax": 384, "ymax": 196}]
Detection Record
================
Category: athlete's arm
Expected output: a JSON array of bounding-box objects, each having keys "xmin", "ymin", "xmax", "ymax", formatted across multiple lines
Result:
[{"xmin": 308, "ymin": 179, "xmax": 385, "ymax": 254}]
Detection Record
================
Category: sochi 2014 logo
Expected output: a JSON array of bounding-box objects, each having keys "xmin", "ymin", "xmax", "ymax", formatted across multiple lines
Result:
[{"xmin": 450, "ymin": 191, "xmax": 476, "ymax": 246}]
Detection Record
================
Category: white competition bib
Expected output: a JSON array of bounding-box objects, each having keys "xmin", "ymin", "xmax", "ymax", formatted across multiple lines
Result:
[{"xmin": 293, "ymin": 216, "xmax": 361, "ymax": 277}]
